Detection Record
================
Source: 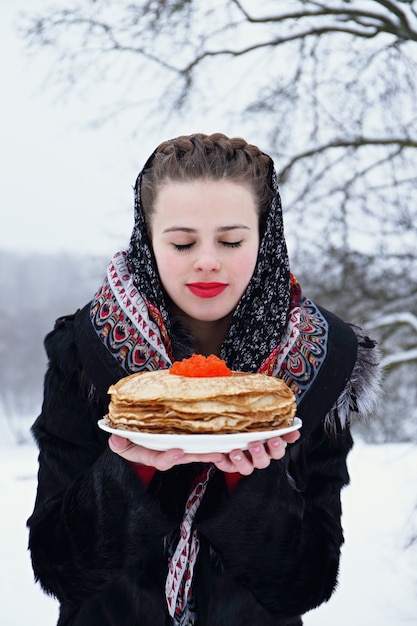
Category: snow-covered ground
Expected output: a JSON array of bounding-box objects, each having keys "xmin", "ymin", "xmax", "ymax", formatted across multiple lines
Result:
[{"xmin": 1, "ymin": 418, "xmax": 416, "ymax": 626}]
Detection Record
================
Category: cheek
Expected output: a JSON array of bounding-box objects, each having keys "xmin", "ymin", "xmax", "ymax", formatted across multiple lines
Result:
[
  {"xmin": 236, "ymin": 247, "xmax": 258, "ymax": 281},
  {"xmin": 154, "ymin": 249, "xmax": 182, "ymax": 284}
]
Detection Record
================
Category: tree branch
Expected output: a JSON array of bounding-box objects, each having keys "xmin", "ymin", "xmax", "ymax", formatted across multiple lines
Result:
[
  {"xmin": 24, "ymin": 14, "xmax": 182, "ymax": 73},
  {"xmin": 368, "ymin": 312, "xmax": 417, "ymax": 333},
  {"xmin": 277, "ymin": 137, "xmax": 417, "ymax": 183},
  {"xmin": 229, "ymin": 0, "xmax": 417, "ymax": 40},
  {"xmin": 381, "ymin": 349, "xmax": 417, "ymax": 368},
  {"xmin": 179, "ymin": 24, "xmax": 389, "ymax": 75}
]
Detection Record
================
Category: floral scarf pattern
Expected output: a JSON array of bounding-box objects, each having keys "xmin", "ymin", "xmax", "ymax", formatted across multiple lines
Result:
[{"xmin": 90, "ymin": 251, "xmax": 172, "ymax": 372}]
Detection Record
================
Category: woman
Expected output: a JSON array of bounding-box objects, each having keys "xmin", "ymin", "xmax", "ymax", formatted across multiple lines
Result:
[{"xmin": 27, "ymin": 133, "xmax": 381, "ymax": 625}]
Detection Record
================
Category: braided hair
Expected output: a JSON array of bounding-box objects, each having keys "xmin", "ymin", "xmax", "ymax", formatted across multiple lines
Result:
[{"xmin": 140, "ymin": 133, "xmax": 274, "ymax": 236}]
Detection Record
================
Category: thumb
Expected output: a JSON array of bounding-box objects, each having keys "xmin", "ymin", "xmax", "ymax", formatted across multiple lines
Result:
[{"xmin": 108, "ymin": 434, "xmax": 130, "ymax": 451}]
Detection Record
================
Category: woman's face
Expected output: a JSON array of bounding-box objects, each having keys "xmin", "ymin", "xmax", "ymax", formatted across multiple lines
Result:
[{"xmin": 151, "ymin": 180, "xmax": 259, "ymax": 324}]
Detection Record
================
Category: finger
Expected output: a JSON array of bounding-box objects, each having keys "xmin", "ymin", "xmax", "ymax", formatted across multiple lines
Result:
[
  {"xmin": 226, "ymin": 449, "xmax": 255, "ymax": 476},
  {"xmin": 247, "ymin": 441, "xmax": 271, "ymax": 469},
  {"xmin": 109, "ymin": 436, "xmax": 185, "ymax": 470},
  {"xmin": 149, "ymin": 449, "xmax": 187, "ymax": 471},
  {"xmin": 173, "ymin": 451, "xmax": 224, "ymax": 466},
  {"xmin": 109, "ymin": 436, "xmax": 226, "ymax": 470},
  {"xmin": 266, "ymin": 437, "xmax": 288, "ymax": 459},
  {"xmin": 109, "ymin": 434, "xmax": 133, "ymax": 453},
  {"xmin": 213, "ymin": 454, "xmax": 240, "ymax": 473},
  {"xmin": 281, "ymin": 430, "xmax": 301, "ymax": 444}
]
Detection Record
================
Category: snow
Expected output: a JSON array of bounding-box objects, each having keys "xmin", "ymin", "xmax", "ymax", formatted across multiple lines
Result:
[
  {"xmin": 1, "ymin": 418, "xmax": 416, "ymax": 626},
  {"xmin": 1, "ymin": 434, "xmax": 59, "ymax": 625}
]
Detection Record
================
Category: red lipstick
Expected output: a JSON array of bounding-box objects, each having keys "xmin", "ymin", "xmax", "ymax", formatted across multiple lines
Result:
[{"xmin": 187, "ymin": 282, "xmax": 228, "ymax": 298}]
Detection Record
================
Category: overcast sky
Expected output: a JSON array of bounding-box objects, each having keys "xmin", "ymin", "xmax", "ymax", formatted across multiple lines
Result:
[
  {"xmin": 1, "ymin": 1, "xmax": 242, "ymax": 258},
  {"xmin": 1, "ymin": 2, "xmax": 129, "ymax": 256}
]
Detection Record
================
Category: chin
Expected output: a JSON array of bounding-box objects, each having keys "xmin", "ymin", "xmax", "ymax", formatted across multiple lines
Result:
[{"xmin": 191, "ymin": 306, "xmax": 236, "ymax": 323}]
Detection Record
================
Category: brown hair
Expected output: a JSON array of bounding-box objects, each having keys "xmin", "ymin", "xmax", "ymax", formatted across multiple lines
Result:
[{"xmin": 140, "ymin": 133, "xmax": 273, "ymax": 233}]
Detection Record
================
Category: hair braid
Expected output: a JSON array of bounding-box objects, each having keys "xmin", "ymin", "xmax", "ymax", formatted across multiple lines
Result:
[{"xmin": 140, "ymin": 133, "xmax": 274, "ymax": 232}]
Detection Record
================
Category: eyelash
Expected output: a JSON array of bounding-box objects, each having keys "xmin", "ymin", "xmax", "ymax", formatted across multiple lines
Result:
[{"xmin": 173, "ymin": 241, "xmax": 242, "ymax": 252}]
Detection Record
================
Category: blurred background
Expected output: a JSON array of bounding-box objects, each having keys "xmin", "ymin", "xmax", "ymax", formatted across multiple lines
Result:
[
  {"xmin": 0, "ymin": 1, "xmax": 416, "ymax": 624},
  {"xmin": 1, "ymin": 0, "xmax": 416, "ymax": 445}
]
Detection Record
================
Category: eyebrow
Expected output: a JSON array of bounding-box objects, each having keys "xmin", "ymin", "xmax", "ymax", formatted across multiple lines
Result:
[{"xmin": 162, "ymin": 225, "xmax": 251, "ymax": 234}]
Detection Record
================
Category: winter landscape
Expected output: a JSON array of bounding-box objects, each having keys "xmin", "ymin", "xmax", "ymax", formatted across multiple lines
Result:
[
  {"xmin": 1, "ymin": 415, "xmax": 416, "ymax": 626},
  {"xmin": 1, "ymin": 1, "xmax": 417, "ymax": 624}
]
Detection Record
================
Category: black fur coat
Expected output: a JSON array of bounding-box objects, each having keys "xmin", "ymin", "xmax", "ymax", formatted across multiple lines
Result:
[{"xmin": 27, "ymin": 306, "xmax": 380, "ymax": 625}]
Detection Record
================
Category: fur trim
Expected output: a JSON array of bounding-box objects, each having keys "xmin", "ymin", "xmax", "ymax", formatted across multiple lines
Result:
[{"xmin": 324, "ymin": 325, "xmax": 383, "ymax": 433}]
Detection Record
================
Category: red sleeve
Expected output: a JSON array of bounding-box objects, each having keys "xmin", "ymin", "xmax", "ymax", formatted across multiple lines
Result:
[
  {"xmin": 128, "ymin": 462, "xmax": 157, "ymax": 489},
  {"xmin": 128, "ymin": 462, "xmax": 241, "ymax": 493},
  {"xmin": 224, "ymin": 472, "xmax": 243, "ymax": 494}
]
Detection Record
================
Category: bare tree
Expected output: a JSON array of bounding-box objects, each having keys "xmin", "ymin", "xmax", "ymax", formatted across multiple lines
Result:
[
  {"xmin": 17, "ymin": 0, "xmax": 417, "ymax": 437},
  {"xmin": 18, "ymin": 0, "xmax": 417, "ymax": 271}
]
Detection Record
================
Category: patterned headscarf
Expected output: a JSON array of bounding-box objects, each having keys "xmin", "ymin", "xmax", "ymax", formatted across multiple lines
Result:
[
  {"xmin": 127, "ymin": 153, "xmax": 291, "ymax": 373},
  {"xmin": 90, "ymin": 139, "xmax": 328, "ymax": 402}
]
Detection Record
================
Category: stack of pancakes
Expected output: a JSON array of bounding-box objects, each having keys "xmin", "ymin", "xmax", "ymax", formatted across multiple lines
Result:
[{"xmin": 105, "ymin": 369, "xmax": 296, "ymax": 434}]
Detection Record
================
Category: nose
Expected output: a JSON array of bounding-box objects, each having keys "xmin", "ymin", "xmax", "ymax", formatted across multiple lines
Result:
[{"xmin": 193, "ymin": 246, "xmax": 221, "ymax": 272}]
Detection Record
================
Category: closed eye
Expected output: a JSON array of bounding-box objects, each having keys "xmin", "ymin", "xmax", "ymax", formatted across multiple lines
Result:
[
  {"xmin": 222, "ymin": 241, "xmax": 242, "ymax": 248},
  {"xmin": 172, "ymin": 241, "xmax": 242, "ymax": 251},
  {"xmin": 173, "ymin": 243, "xmax": 194, "ymax": 251}
]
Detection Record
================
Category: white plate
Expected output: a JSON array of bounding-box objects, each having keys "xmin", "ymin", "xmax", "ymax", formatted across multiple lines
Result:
[{"xmin": 97, "ymin": 417, "xmax": 302, "ymax": 453}]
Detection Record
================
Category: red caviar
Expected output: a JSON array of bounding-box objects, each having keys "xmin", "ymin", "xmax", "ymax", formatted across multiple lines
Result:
[{"xmin": 170, "ymin": 354, "xmax": 232, "ymax": 377}]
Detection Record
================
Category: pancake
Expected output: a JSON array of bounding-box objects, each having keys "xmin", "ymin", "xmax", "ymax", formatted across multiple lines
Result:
[{"xmin": 104, "ymin": 361, "xmax": 297, "ymax": 434}]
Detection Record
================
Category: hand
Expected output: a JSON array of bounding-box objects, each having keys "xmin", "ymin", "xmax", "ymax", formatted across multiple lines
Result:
[
  {"xmin": 109, "ymin": 428, "xmax": 300, "ymax": 474},
  {"xmin": 213, "ymin": 429, "xmax": 301, "ymax": 475},
  {"xmin": 108, "ymin": 434, "xmax": 224, "ymax": 471}
]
